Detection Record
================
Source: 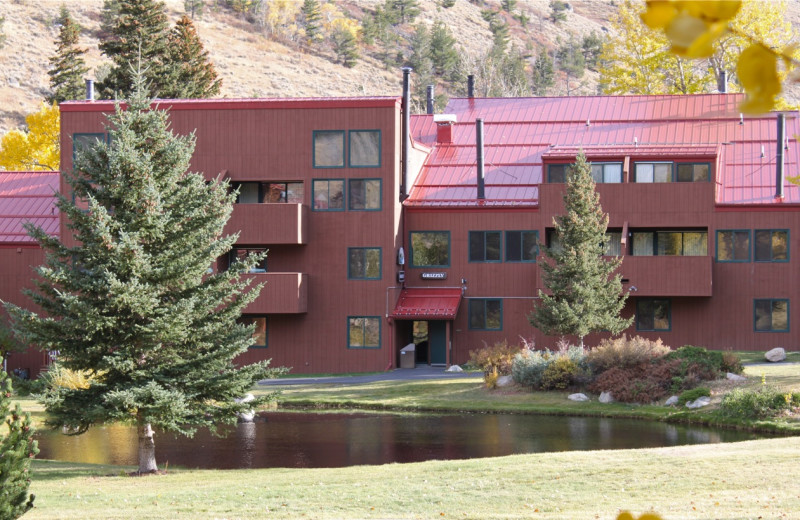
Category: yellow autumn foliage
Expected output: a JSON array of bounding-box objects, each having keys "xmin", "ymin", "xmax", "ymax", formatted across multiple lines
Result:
[{"xmin": 0, "ymin": 102, "xmax": 60, "ymax": 171}]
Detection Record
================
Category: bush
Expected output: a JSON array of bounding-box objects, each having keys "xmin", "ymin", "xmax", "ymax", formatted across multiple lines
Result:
[
  {"xmin": 512, "ymin": 348, "xmax": 551, "ymax": 388},
  {"xmin": 1, "ymin": 371, "xmax": 38, "ymax": 519},
  {"xmin": 677, "ymin": 387, "xmax": 711, "ymax": 406},
  {"xmin": 469, "ymin": 340, "xmax": 521, "ymax": 388},
  {"xmin": 587, "ymin": 335, "xmax": 671, "ymax": 373},
  {"xmin": 721, "ymin": 351, "xmax": 743, "ymax": 374},
  {"xmin": 512, "ymin": 343, "xmax": 590, "ymax": 390},
  {"xmin": 720, "ymin": 387, "xmax": 800, "ymax": 420},
  {"xmin": 664, "ymin": 345, "xmax": 728, "ymax": 390},
  {"xmin": 8, "ymin": 376, "xmax": 45, "ymax": 397},
  {"xmin": 39, "ymin": 363, "xmax": 101, "ymax": 390},
  {"xmin": 588, "ymin": 359, "xmax": 681, "ymax": 404},
  {"xmin": 540, "ymin": 356, "xmax": 581, "ymax": 390}
]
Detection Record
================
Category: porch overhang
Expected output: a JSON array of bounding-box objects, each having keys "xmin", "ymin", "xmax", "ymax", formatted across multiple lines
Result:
[{"xmin": 390, "ymin": 288, "xmax": 462, "ymax": 320}]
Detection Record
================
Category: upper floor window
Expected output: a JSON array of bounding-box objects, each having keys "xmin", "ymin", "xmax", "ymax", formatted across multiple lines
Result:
[
  {"xmin": 239, "ymin": 316, "xmax": 268, "ymax": 348},
  {"xmin": 591, "ymin": 163, "xmax": 623, "ymax": 183},
  {"xmin": 348, "ymin": 179, "xmax": 381, "ymax": 210},
  {"xmin": 348, "ymin": 316, "xmax": 381, "ymax": 348},
  {"xmin": 716, "ymin": 230, "xmax": 750, "ymax": 262},
  {"xmin": 605, "ymin": 231, "xmax": 623, "ymax": 256},
  {"xmin": 634, "ymin": 162, "xmax": 672, "ymax": 183},
  {"xmin": 468, "ymin": 299, "xmax": 503, "ymax": 330},
  {"xmin": 312, "ymin": 179, "xmax": 344, "ymax": 211},
  {"xmin": 676, "ymin": 162, "xmax": 710, "ymax": 182},
  {"xmin": 348, "ymin": 247, "xmax": 381, "ymax": 280},
  {"xmin": 313, "ymin": 130, "xmax": 345, "ymax": 168},
  {"xmin": 349, "ymin": 130, "xmax": 381, "ymax": 167},
  {"xmin": 754, "ymin": 229, "xmax": 789, "ymax": 262},
  {"xmin": 548, "ymin": 164, "xmax": 570, "ymax": 183},
  {"xmin": 631, "ymin": 230, "xmax": 707, "ymax": 256},
  {"xmin": 72, "ymin": 133, "xmax": 107, "ymax": 164},
  {"xmin": 469, "ymin": 231, "xmax": 501, "ymax": 262},
  {"xmin": 410, "ymin": 231, "xmax": 450, "ymax": 267},
  {"xmin": 754, "ymin": 299, "xmax": 789, "ymax": 332},
  {"xmin": 505, "ymin": 230, "xmax": 538, "ymax": 262},
  {"xmin": 233, "ymin": 182, "xmax": 304, "ymax": 204},
  {"xmin": 230, "ymin": 247, "xmax": 268, "ymax": 273}
]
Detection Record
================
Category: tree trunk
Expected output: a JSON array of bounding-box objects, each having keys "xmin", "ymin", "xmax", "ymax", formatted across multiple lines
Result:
[{"xmin": 137, "ymin": 419, "xmax": 158, "ymax": 474}]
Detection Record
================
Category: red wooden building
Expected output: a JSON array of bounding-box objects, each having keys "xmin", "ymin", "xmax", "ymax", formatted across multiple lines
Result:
[{"xmin": 3, "ymin": 85, "xmax": 799, "ymax": 376}]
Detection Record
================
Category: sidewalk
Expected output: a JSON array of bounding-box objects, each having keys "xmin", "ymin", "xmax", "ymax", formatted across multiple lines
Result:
[{"xmin": 259, "ymin": 365, "xmax": 480, "ymax": 386}]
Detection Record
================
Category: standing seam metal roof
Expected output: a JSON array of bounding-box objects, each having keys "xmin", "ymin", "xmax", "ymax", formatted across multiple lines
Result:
[{"xmin": 0, "ymin": 171, "xmax": 59, "ymax": 243}]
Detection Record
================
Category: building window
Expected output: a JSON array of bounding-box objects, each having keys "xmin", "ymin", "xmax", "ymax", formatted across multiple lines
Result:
[
  {"xmin": 349, "ymin": 130, "xmax": 381, "ymax": 167},
  {"xmin": 348, "ymin": 247, "xmax": 381, "ymax": 280},
  {"xmin": 548, "ymin": 164, "xmax": 570, "ymax": 183},
  {"xmin": 605, "ymin": 231, "xmax": 623, "ymax": 256},
  {"xmin": 754, "ymin": 229, "xmax": 789, "ymax": 262},
  {"xmin": 754, "ymin": 299, "xmax": 789, "ymax": 332},
  {"xmin": 591, "ymin": 163, "xmax": 623, "ymax": 183},
  {"xmin": 469, "ymin": 299, "xmax": 503, "ymax": 330},
  {"xmin": 505, "ymin": 230, "xmax": 538, "ymax": 262},
  {"xmin": 72, "ymin": 133, "xmax": 106, "ymax": 163},
  {"xmin": 348, "ymin": 179, "xmax": 381, "ymax": 210},
  {"xmin": 312, "ymin": 179, "xmax": 344, "ymax": 210},
  {"xmin": 239, "ymin": 316, "xmax": 268, "ymax": 348},
  {"xmin": 469, "ymin": 231, "xmax": 501, "ymax": 262},
  {"xmin": 676, "ymin": 162, "xmax": 710, "ymax": 182},
  {"xmin": 716, "ymin": 230, "xmax": 751, "ymax": 262},
  {"xmin": 631, "ymin": 231, "xmax": 707, "ymax": 256},
  {"xmin": 348, "ymin": 316, "xmax": 381, "ymax": 348},
  {"xmin": 636, "ymin": 298, "xmax": 670, "ymax": 331},
  {"xmin": 313, "ymin": 130, "xmax": 345, "ymax": 168},
  {"xmin": 634, "ymin": 162, "xmax": 673, "ymax": 183},
  {"xmin": 230, "ymin": 248, "xmax": 268, "ymax": 273},
  {"xmin": 233, "ymin": 182, "xmax": 304, "ymax": 204},
  {"xmin": 410, "ymin": 231, "xmax": 450, "ymax": 267}
]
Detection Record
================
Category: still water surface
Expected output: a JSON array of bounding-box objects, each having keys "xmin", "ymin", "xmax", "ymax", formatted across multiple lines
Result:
[{"xmin": 35, "ymin": 411, "xmax": 772, "ymax": 469}]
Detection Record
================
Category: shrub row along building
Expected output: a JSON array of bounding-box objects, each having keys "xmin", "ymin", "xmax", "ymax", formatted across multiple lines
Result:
[{"xmin": 2, "ymin": 74, "xmax": 798, "ymax": 376}]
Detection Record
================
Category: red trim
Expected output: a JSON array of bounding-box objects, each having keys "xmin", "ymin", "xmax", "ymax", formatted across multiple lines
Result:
[
  {"xmin": 716, "ymin": 204, "xmax": 800, "ymax": 212},
  {"xmin": 60, "ymin": 97, "xmax": 402, "ymax": 113},
  {"xmin": 404, "ymin": 206, "xmax": 540, "ymax": 214}
]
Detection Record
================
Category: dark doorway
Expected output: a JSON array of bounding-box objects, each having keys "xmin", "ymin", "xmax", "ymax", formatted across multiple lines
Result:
[
  {"xmin": 429, "ymin": 321, "xmax": 446, "ymax": 365},
  {"xmin": 412, "ymin": 321, "xmax": 428, "ymax": 364}
]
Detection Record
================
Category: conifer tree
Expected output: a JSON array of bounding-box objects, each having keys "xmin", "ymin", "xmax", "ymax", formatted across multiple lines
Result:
[
  {"xmin": 184, "ymin": 0, "xmax": 204, "ymax": 19},
  {"xmin": 392, "ymin": 0, "xmax": 420, "ymax": 24},
  {"xmin": 0, "ymin": 371, "xmax": 38, "ymax": 519},
  {"xmin": 162, "ymin": 15, "xmax": 221, "ymax": 98},
  {"xmin": 47, "ymin": 7, "xmax": 89, "ymax": 104},
  {"xmin": 97, "ymin": 0, "xmax": 171, "ymax": 99},
  {"xmin": 529, "ymin": 153, "xmax": 631, "ymax": 347},
  {"xmin": 429, "ymin": 21, "xmax": 460, "ymax": 80},
  {"xmin": 301, "ymin": 0, "xmax": 322, "ymax": 43},
  {"xmin": 532, "ymin": 48, "xmax": 555, "ymax": 96},
  {"xmin": 7, "ymin": 73, "xmax": 284, "ymax": 474},
  {"xmin": 332, "ymin": 26, "xmax": 359, "ymax": 68}
]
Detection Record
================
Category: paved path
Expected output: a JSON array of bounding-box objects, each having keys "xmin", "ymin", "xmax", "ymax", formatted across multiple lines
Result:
[{"xmin": 259, "ymin": 365, "xmax": 480, "ymax": 386}]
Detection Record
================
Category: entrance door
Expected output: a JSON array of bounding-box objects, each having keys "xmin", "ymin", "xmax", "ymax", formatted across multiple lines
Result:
[{"xmin": 429, "ymin": 321, "xmax": 447, "ymax": 365}]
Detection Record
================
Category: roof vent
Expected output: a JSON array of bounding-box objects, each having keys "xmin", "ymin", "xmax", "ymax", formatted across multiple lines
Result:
[
  {"xmin": 85, "ymin": 79, "xmax": 94, "ymax": 101},
  {"xmin": 434, "ymin": 114, "xmax": 457, "ymax": 144}
]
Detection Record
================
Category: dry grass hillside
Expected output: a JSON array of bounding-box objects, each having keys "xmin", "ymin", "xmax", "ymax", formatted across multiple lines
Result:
[{"xmin": 0, "ymin": 0, "xmax": 798, "ymax": 137}]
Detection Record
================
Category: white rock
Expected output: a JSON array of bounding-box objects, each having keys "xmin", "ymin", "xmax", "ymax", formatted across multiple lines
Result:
[
  {"xmin": 686, "ymin": 396, "xmax": 711, "ymax": 409},
  {"xmin": 496, "ymin": 375, "xmax": 513, "ymax": 387},
  {"xmin": 726, "ymin": 372, "xmax": 746, "ymax": 381},
  {"xmin": 446, "ymin": 365, "xmax": 464, "ymax": 373},
  {"xmin": 599, "ymin": 392, "xmax": 614, "ymax": 404},
  {"xmin": 765, "ymin": 348, "xmax": 787, "ymax": 362},
  {"xmin": 665, "ymin": 396, "xmax": 679, "ymax": 406},
  {"xmin": 568, "ymin": 393, "xmax": 590, "ymax": 402}
]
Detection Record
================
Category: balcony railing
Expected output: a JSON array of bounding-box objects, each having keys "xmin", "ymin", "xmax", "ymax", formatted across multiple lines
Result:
[
  {"xmin": 224, "ymin": 203, "xmax": 308, "ymax": 245},
  {"xmin": 242, "ymin": 272, "xmax": 308, "ymax": 313},
  {"xmin": 616, "ymin": 255, "xmax": 712, "ymax": 297}
]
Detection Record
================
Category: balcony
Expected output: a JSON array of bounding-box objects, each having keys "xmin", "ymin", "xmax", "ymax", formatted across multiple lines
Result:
[
  {"xmin": 616, "ymin": 255, "xmax": 712, "ymax": 297},
  {"xmin": 242, "ymin": 272, "xmax": 308, "ymax": 314},
  {"xmin": 224, "ymin": 203, "xmax": 308, "ymax": 245}
]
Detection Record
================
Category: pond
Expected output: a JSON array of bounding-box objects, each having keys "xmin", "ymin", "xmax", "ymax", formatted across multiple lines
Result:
[{"xmin": 35, "ymin": 411, "xmax": 773, "ymax": 469}]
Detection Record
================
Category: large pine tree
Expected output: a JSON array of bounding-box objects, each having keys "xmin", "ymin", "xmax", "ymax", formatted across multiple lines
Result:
[
  {"xmin": 0, "ymin": 371, "xmax": 38, "ymax": 518},
  {"xmin": 7, "ymin": 74, "xmax": 283, "ymax": 474},
  {"xmin": 529, "ymin": 153, "xmax": 632, "ymax": 347},
  {"xmin": 48, "ymin": 7, "xmax": 89, "ymax": 104},
  {"xmin": 162, "ymin": 15, "xmax": 221, "ymax": 99},
  {"xmin": 301, "ymin": 0, "xmax": 322, "ymax": 43}
]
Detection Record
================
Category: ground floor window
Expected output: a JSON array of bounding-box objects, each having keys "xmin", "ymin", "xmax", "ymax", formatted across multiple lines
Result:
[
  {"xmin": 636, "ymin": 298, "xmax": 670, "ymax": 331},
  {"xmin": 348, "ymin": 316, "xmax": 381, "ymax": 348},
  {"xmin": 754, "ymin": 299, "xmax": 789, "ymax": 332},
  {"xmin": 239, "ymin": 316, "xmax": 268, "ymax": 348},
  {"xmin": 468, "ymin": 299, "xmax": 502, "ymax": 330}
]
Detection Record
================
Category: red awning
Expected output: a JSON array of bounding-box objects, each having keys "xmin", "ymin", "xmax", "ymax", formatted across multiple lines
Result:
[{"xmin": 391, "ymin": 288, "xmax": 462, "ymax": 320}]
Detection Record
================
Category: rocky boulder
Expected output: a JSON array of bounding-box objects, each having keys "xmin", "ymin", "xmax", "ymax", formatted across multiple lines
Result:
[
  {"xmin": 664, "ymin": 396, "xmax": 679, "ymax": 406},
  {"xmin": 496, "ymin": 375, "xmax": 514, "ymax": 388},
  {"xmin": 686, "ymin": 396, "xmax": 711, "ymax": 409},
  {"xmin": 765, "ymin": 348, "xmax": 787, "ymax": 362},
  {"xmin": 599, "ymin": 392, "xmax": 614, "ymax": 404},
  {"xmin": 568, "ymin": 393, "xmax": 590, "ymax": 402}
]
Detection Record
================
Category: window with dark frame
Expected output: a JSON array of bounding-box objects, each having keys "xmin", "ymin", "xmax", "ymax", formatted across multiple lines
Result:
[
  {"xmin": 348, "ymin": 247, "xmax": 381, "ymax": 280},
  {"xmin": 754, "ymin": 229, "xmax": 789, "ymax": 262},
  {"xmin": 634, "ymin": 162, "xmax": 673, "ymax": 183},
  {"xmin": 239, "ymin": 316, "xmax": 268, "ymax": 348},
  {"xmin": 636, "ymin": 298, "xmax": 670, "ymax": 331},
  {"xmin": 313, "ymin": 130, "xmax": 345, "ymax": 168},
  {"xmin": 229, "ymin": 248, "xmax": 268, "ymax": 273},
  {"xmin": 505, "ymin": 230, "xmax": 538, "ymax": 262},
  {"xmin": 631, "ymin": 231, "xmax": 707, "ymax": 256},
  {"xmin": 410, "ymin": 231, "xmax": 450, "ymax": 267},
  {"xmin": 676, "ymin": 162, "xmax": 710, "ymax": 182},
  {"xmin": 754, "ymin": 299, "xmax": 789, "ymax": 332},
  {"xmin": 312, "ymin": 179, "xmax": 344, "ymax": 210},
  {"xmin": 469, "ymin": 231, "xmax": 501, "ymax": 262},
  {"xmin": 349, "ymin": 130, "xmax": 381, "ymax": 167},
  {"xmin": 348, "ymin": 179, "xmax": 381, "ymax": 210},
  {"xmin": 716, "ymin": 230, "xmax": 751, "ymax": 262},
  {"xmin": 348, "ymin": 316, "xmax": 381, "ymax": 348},
  {"xmin": 468, "ymin": 299, "xmax": 503, "ymax": 330},
  {"xmin": 591, "ymin": 163, "xmax": 623, "ymax": 183},
  {"xmin": 232, "ymin": 182, "xmax": 304, "ymax": 204}
]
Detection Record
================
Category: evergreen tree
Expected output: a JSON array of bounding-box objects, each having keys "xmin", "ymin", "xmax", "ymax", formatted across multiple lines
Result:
[
  {"xmin": 581, "ymin": 31, "xmax": 603, "ymax": 71},
  {"xmin": 429, "ymin": 21, "xmax": 460, "ymax": 80},
  {"xmin": 184, "ymin": 0, "xmax": 204, "ymax": 19},
  {"xmin": 0, "ymin": 16, "xmax": 6, "ymax": 49},
  {"xmin": 47, "ymin": 7, "xmax": 89, "ymax": 104},
  {"xmin": 529, "ymin": 153, "xmax": 632, "ymax": 347},
  {"xmin": 301, "ymin": 0, "xmax": 322, "ymax": 43},
  {"xmin": 489, "ymin": 18, "xmax": 510, "ymax": 58},
  {"xmin": 556, "ymin": 36, "xmax": 585, "ymax": 80},
  {"xmin": 0, "ymin": 371, "xmax": 38, "ymax": 519},
  {"xmin": 332, "ymin": 26, "xmax": 359, "ymax": 68},
  {"xmin": 441, "ymin": 0, "xmax": 456, "ymax": 8},
  {"xmin": 531, "ymin": 48, "xmax": 554, "ymax": 96},
  {"xmin": 392, "ymin": 0, "xmax": 420, "ymax": 24},
  {"xmin": 550, "ymin": 0, "xmax": 568, "ymax": 23},
  {"xmin": 97, "ymin": 0, "xmax": 171, "ymax": 99},
  {"xmin": 162, "ymin": 15, "xmax": 222, "ymax": 98},
  {"xmin": 6, "ymin": 74, "xmax": 284, "ymax": 474},
  {"xmin": 501, "ymin": 0, "xmax": 517, "ymax": 13}
]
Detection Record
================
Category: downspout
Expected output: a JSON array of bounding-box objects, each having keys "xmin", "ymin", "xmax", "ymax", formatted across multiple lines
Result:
[
  {"xmin": 401, "ymin": 67, "xmax": 412, "ymax": 201},
  {"xmin": 476, "ymin": 118, "xmax": 485, "ymax": 200},
  {"xmin": 776, "ymin": 113, "xmax": 785, "ymax": 199}
]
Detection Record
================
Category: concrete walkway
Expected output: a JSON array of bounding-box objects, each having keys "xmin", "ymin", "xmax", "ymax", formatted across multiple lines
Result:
[{"xmin": 259, "ymin": 365, "xmax": 480, "ymax": 386}]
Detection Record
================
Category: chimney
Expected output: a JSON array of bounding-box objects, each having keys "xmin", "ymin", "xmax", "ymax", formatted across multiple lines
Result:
[
  {"xmin": 718, "ymin": 70, "xmax": 728, "ymax": 93},
  {"xmin": 467, "ymin": 75, "xmax": 474, "ymax": 98},
  {"xmin": 476, "ymin": 118, "xmax": 485, "ymax": 200},
  {"xmin": 434, "ymin": 114, "xmax": 457, "ymax": 144},
  {"xmin": 426, "ymin": 85, "xmax": 434, "ymax": 114},
  {"xmin": 776, "ymin": 113, "xmax": 785, "ymax": 199},
  {"xmin": 85, "ymin": 79, "xmax": 94, "ymax": 101},
  {"xmin": 401, "ymin": 67, "xmax": 412, "ymax": 201}
]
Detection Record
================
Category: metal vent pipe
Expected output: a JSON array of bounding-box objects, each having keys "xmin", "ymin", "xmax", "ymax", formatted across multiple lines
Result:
[
  {"xmin": 426, "ymin": 85, "xmax": 434, "ymax": 114},
  {"xmin": 776, "ymin": 113, "xmax": 785, "ymax": 199},
  {"xmin": 467, "ymin": 75, "xmax": 474, "ymax": 98},
  {"xmin": 85, "ymin": 79, "xmax": 94, "ymax": 101},
  {"xmin": 476, "ymin": 118, "xmax": 485, "ymax": 200},
  {"xmin": 401, "ymin": 67, "xmax": 412, "ymax": 200}
]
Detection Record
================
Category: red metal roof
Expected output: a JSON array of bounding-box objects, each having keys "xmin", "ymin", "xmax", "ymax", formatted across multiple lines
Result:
[
  {"xmin": 408, "ymin": 94, "xmax": 800, "ymax": 207},
  {"xmin": 61, "ymin": 96, "xmax": 402, "ymax": 112},
  {"xmin": 391, "ymin": 288, "xmax": 462, "ymax": 320},
  {"xmin": 0, "ymin": 171, "xmax": 59, "ymax": 243}
]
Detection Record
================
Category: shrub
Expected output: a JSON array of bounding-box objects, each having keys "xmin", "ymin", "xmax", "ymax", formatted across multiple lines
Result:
[
  {"xmin": 512, "ymin": 348, "xmax": 551, "ymax": 388},
  {"xmin": 540, "ymin": 356, "xmax": 580, "ymax": 390},
  {"xmin": 1, "ymin": 371, "xmax": 39, "ymax": 519},
  {"xmin": 588, "ymin": 359, "xmax": 681, "ymax": 404},
  {"xmin": 587, "ymin": 335, "xmax": 671, "ymax": 373},
  {"xmin": 677, "ymin": 387, "xmax": 711, "ymax": 406},
  {"xmin": 512, "ymin": 343, "xmax": 590, "ymax": 390},
  {"xmin": 8, "ymin": 376, "xmax": 45, "ymax": 397},
  {"xmin": 720, "ymin": 386, "xmax": 800, "ymax": 420},
  {"xmin": 39, "ymin": 363, "xmax": 101, "ymax": 390},
  {"xmin": 469, "ymin": 340, "xmax": 521, "ymax": 388},
  {"xmin": 665, "ymin": 345, "xmax": 728, "ymax": 390},
  {"xmin": 721, "ymin": 351, "xmax": 743, "ymax": 374}
]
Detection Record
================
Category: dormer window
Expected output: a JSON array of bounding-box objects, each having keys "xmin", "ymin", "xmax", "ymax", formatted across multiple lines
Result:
[
  {"xmin": 635, "ymin": 162, "xmax": 710, "ymax": 182},
  {"xmin": 548, "ymin": 162, "xmax": 623, "ymax": 183}
]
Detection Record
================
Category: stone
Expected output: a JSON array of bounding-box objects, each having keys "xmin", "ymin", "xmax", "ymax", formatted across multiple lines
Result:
[
  {"xmin": 726, "ymin": 372, "xmax": 747, "ymax": 381},
  {"xmin": 765, "ymin": 348, "xmax": 787, "ymax": 362},
  {"xmin": 568, "ymin": 393, "xmax": 590, "ymax": 402},
  {"xmin": 496, "ymin": 375, "xmax": 513, "ymax": 388},
  {"xmin": 446, "ymin": 364, "xmax": 464, "ymax": 373},
  {"xmin": 686, "ymin": 396, "xmax": 711, "ymax": 409},
  {"xmin": 235, "ymin": 393, "xmax": 256, "ymax": 422},
  {"xmin": 665, "ymin": 396, "xmax": 679, "ymax": 406},
  {"xmin": 599, "ymin": 391, "xmax": 614, "ymax": 403}
]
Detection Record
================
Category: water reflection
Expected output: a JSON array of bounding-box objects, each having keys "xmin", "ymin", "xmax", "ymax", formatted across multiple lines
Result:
[{"xmin": 35, "ymin": 412, "xmax": 773, "ymax": 469}]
